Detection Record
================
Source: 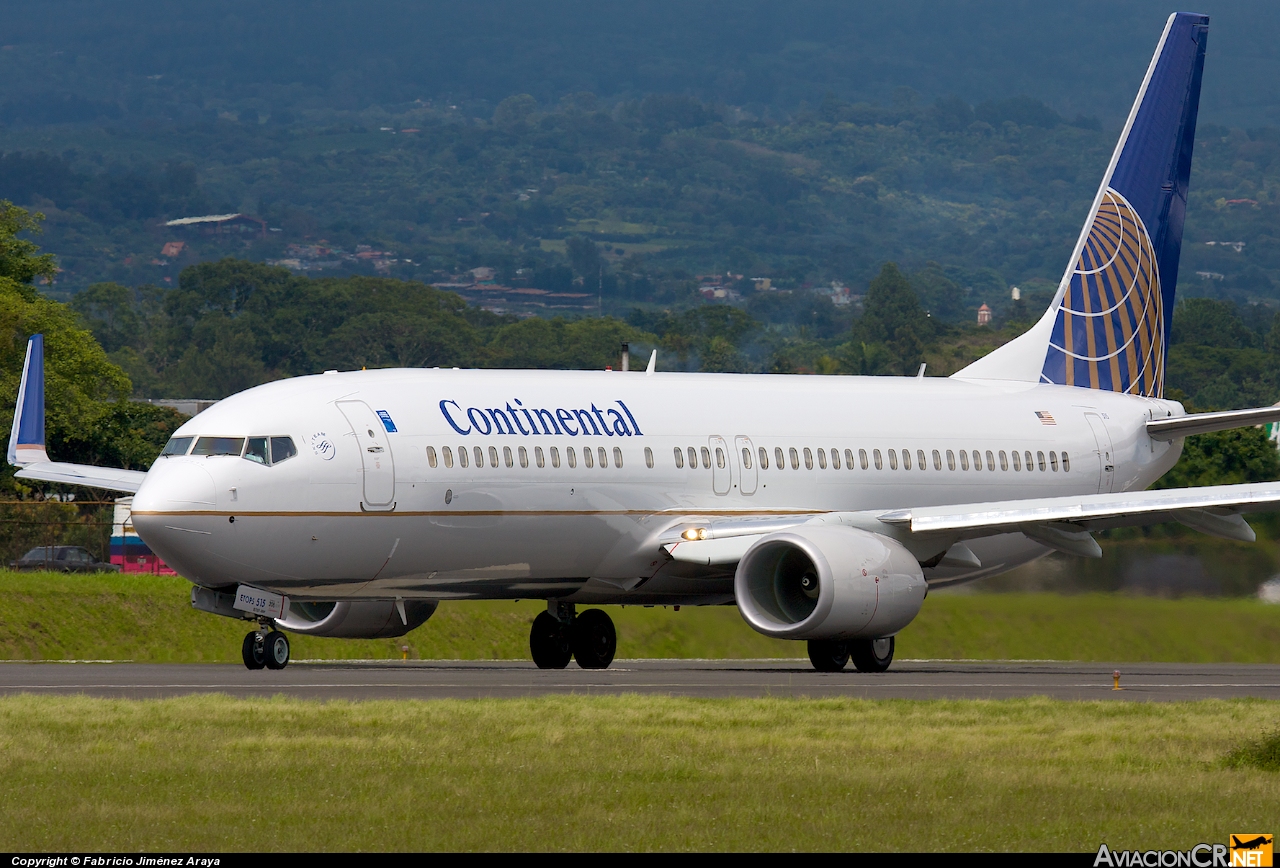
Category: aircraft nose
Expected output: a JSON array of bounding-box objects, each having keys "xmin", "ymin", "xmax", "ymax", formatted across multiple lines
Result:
[
  {"xmin": 132, "ymin": 461, "xmax": 217, "ymax": 512},
  {"xmin": 130, "ymin": 461, "xmax": 219, "ymax": 580}
]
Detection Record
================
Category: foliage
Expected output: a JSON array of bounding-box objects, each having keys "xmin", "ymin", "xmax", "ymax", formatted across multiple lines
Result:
[
  {"xmin": 1154, "ymin": 427, "xmax": 1280, "ymax": 489},
  {"xmin": 0, "ymin": 202, "xmax": 57, "ymax": 286}
]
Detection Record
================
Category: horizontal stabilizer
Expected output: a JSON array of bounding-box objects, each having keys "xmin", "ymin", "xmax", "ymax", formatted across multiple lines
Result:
[
  {"xmin": 1147, "ymin": 405, "xmax": 1280, "ymax": 440},
  {"xmin": 15, "ymin": 462, "xmax": 145, "ymax": 493}
]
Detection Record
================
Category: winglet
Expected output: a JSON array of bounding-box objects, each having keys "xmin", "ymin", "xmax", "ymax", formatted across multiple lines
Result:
[{"xmin": 8, "ymin": 334, "xmax": 50, "ymax": 467}]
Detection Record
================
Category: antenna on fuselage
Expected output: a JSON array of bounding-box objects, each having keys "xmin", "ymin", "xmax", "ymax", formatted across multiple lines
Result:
[
  {"xmin": 645, "ymin": 349, "xmax": 657, "ymax": 375},
  {"xmin": 621, "ymin": 342, "xmax": 630, "ymax": 372}
]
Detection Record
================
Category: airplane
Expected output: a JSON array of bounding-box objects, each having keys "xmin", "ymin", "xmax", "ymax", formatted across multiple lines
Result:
[{"xmin": 9, "ymin": 12, "xmax": 1280, "ymax": 673}]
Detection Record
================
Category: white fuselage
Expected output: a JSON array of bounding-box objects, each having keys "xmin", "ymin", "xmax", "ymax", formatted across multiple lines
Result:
[{"xmin": 129, "ymin": 368, "xmax": 1183, "ymax": 604}]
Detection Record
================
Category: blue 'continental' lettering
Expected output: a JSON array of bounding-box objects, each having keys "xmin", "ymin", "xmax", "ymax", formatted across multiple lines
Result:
[{"xmin": 441, "ymin": 399, "xmax": 644, "ymax": 436}]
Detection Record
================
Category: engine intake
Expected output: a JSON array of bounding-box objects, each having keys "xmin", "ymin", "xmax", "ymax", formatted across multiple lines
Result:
[{"xmin": 734, "ymin": 525, "xmax": 926, "ymax": 640}]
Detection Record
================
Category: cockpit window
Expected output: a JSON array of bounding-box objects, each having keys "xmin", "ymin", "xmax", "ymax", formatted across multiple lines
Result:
[
  {"xmin": 191, "ymin": 437, "xmax": 245, "ymax": 457},
  {"xmin": 270, "ymin": 437, "xmax": 298, "ymax": 464},
  {"xmin": 241, "ymin": 436, "xmax": 298, "ymax": 466},
  {"xmin": 160, "ymin": 436, "xmax": 193, "ymax": 456},
  {"xmin": 244, "ymin": 438, "xmax": 269, "ymax": 465}
]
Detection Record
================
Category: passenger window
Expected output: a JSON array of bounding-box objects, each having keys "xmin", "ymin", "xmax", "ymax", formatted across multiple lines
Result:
[
  {"xmin": 959, "ymin": 450, "xmax": 969, "ymax": 471},
  {"xmin": 917, "ymin": 449, "xmax": 926, "ymax": 471},
  {"xmin": 860, "ymin": 449, "xmax": 869, "ymax": 470},
  {"xmin": 900, "ymin": 449, "xmax": 910, "ymax": 470},
  {"xmin": 567, "ymin": 447, "xmax": 577, "ymax": 468},
  {"xmin": 872, "ymin": 449, "xmax": 882, "ymax": 470},
  {"xmin": 1050, "ymin": 451, "xmax": 1059, "ymax": 472},
  {"xmin": 986, "ymin": 450, "xmax": 995, "ymax": 471},
  {"xmin": 473, "ymin": 446, "xmax": 483, "ymax": 467},
  {"xmin": 584, "ymin": 447, "xmax": 594, "ymax": 468},
  {"xmin": 999, "ymin": 450, "xmax": 1008, "ymax": 471},
  {"xmin": 831, "ymin": 448, "xmax": 841, "ymax": 470},
  {"xmin": 759, "ymin": 447, "xmax": 769, "ymax": 470},
  {"xmin": 503, "ymin": 446, "xmax": 513, "ymax": 468},
  {"xmin": 1061, "ymin": 452, "xmax": 1070, "ymax": 472},
  {"xmin": 776, "ymin": 447, "xmax": 785, "ymax": 469},
  {"xmin": 535, "ymin": 446, "xmax": 545, "ymax": 468},
  {"xmin": 518, "ymin": 446, "xmax": 528, "ymax": 469},
  {"xmin": 888, "ymin": 450, "xmax": 898, "ymax": 470},
  {"xmin": 598, "ymin": 446, "xmax": 608, "ymax": 468},
  {"xmin": 614, "ymin": 447, "xmax": 624, "ymax": 468},
  {"xmin": 1011, "ymin": 450, "xmax": 1021, "ymax": 471},
  {"xmin": 742, "ymin": 447, "xmax": 752, "ymax": 470},
  {"xmin": 270, "ymin": 437, "xmax": 297, "ymax": 464},
  {"xmin": 701, "ymin": 446, "xmax": 711, "ymax": 469},
  {"xmin": 715, "ymin": 447, "xmax": 726, "ymax": 469},
  {"xmin": 674, "ymin": 447, "xmax": 684, "ymax": 469},
  {"xmin": 458, "ymin": 446, "xmax": 469, "ymax": 468},
  {"xmin": 1037, "ymin": 451, "xmax": 1046, "ymax": 471},
  {"xmin": 789, "ymin": 447, "xmax": 799, "ymax": 470},
  {"xmin": 933, "ymin": 449, "xmax": 942, "ymax": 470},
  {"xmin": 192, "ymin": 436, "xmax": 245, "ymax": 457},
  {"xmin": 160, "ymin": 436, "xmax": 193, "ymax": 456},
  {"xmin": 426, "ymin": 446, "xmax": 438, "ymax": 468},
  {"xmin": 1024, "ymin": 450, "xmax": 1034, "ymax": 471},
  {"xmin": 946, "ymin": 449, "xmax": 955, "ymax": 471},
  {"xmin": 644, "ymin": 447, "xmax": 653, "ymax": 468},
  {"xmin": 972, "ymin": 450, "xmax": 982, "ymax": 471},
  {"xmin": 489, "ymin": 446, "xmax": 499, "ymax": 468},
  {"xmin": 689, "ymin": 447, "xmax": 699, "ymax": 469},
  {"xmin": 804, "ymin": 448, "xmax": 814, "ymax": 470},
  {"xmin": 551, "ymin": 447, "xmax": 561, "ymax": 468},
  {"xmin": 816, "ymin": 448, "xmax": 826, "ymax": 470},
  {"xmin": 846, "ymin": 448, "xmax": 855, "ymax": 470},
  {"xmin": 244, "ymin": 437, "xmax": 269, "ymax": 465},
  {"xmin": 443, "ymin": 446, "xmax": 454, "ymax": 468}
]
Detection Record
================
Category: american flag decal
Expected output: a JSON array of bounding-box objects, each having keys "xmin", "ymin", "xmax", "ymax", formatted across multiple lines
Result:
[{"xmin": 1035, "ymin": 411, "xmax": 1056, "ymax": 426}]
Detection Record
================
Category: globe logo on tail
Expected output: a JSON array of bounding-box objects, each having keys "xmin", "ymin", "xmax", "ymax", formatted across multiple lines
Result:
[{"xmin": 1042, "ymin": 187, "xmax": 1164, "ymax": 397}]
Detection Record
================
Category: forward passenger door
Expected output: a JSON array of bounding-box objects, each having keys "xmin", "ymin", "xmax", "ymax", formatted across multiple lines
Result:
[{"xmin": 337, "ymin": 400, "xmax": 396, "ymax": 509}]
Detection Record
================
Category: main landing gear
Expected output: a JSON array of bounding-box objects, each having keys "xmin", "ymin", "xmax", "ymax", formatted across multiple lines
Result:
[
  {"xmin": 807, "ymin": 637, "xmax": 895, "ymax": 673},
  {"xmin": 529, "ymin": 601, "xmax": 617, "ymax": 669},
  {"xmin": 242, "ymin": 623, "xmax": 291, "ymax": 670}
]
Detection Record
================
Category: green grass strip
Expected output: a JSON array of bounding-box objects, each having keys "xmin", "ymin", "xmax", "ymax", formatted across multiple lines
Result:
[
  {"xmin": 0, "ymin": 695, "xmax": 1276, "ymax": 851},
  {"xmin": 1, "ymin": 569, "xmax": 1278, "ymax": 662}
]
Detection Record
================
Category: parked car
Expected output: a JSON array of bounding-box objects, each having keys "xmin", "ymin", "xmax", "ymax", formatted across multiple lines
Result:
[{"xmin": 10, "ymin": 545, "xmax": 121, "ymax": 573}]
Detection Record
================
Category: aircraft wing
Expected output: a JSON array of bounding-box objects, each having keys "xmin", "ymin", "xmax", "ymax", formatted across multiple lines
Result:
[
  {"xmin": 664, "ymin": 482, "xmax": 1280, "ymax": 565},
  {"xmin": 14, "ymin": 461, "xmax": 145, "ymax": 493}
]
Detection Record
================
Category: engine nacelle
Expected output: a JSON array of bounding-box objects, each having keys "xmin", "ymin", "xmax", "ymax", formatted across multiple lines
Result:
[
  {"xmin": 734, "ymin": 525, "xmax": 926, "ymax": 640},
  {"xmin": 276, "ymin": 600, "xmax": 437, "ymax": 638}
]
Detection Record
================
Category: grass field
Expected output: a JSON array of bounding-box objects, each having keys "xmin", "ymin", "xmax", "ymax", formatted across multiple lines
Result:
[
  {"xmin": 1, "ymin": 569, "xmax": 1278, "ymax": 663},
  {"xmin": 0, "ymin": 695, "xmax": 1275, "ymax": 851}
]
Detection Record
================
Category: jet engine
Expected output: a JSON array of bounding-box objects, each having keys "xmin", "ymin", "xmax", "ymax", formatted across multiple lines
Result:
[
  {"xmin": 276, "ymin": 600, "xmax": 437, "ymax": 638},
  {"xmin": 734, "ymin": 525, "xmax": 926, "ymax": 640}
]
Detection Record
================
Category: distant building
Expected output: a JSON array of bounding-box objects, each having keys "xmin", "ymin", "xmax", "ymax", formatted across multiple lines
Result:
[
  {"xmin": 159, "ymin": 241, "xmax": 185, "ymax": 258},
  {"xmin": 751, "ymin": 277, "xmax": 773, "ymax": 291},
  {"xmin": 139, "ymin": 398, "xmax": 218, "ymax": 417},
  {"xmin": 816, "ymin": 281, "xmax": 852, "ymax": 306},
  {"xmin": 470, "ymin": 266, "xmax": 497, "ymax": 283},
  {"xmin": 1010, "ymin": 286, "xmax": 1021, "ymax": 300},
  {"xmin": 165, "ymin": 213, "xmax": 267, "ymax": 237},
  {"xmin": 977, "ymin": 303, "xmax": 993, "ymax": 325}
]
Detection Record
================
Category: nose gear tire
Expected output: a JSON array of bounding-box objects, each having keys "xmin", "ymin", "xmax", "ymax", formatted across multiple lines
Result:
[
  {"xmin": 241, "ymin": 631, "xmax": 266, "ymax": 670},
  {"xmin": 264, "ymin": 630, "xmax": 290, "ymax": 670}
]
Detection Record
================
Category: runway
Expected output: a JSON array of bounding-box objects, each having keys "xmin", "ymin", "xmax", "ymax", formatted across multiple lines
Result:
[{"xmin": 1, "ymin": 659, "xmax": 1279, "ymax": 700}]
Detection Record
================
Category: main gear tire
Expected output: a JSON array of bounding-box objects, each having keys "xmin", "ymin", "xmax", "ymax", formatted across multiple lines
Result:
[
  {"xmin": 571, "ymin": 609, "xmax": 617, "ymax": 669},
  {"xmin": 849, "ymin": 636, "xmax": 895, "ymax": 673},
  {"xmin": 529, "ymin": 611, "xmax": 572, "ymax": 669},
  {"xmin": 807, "ymin": 639, "xmax": 850, "ymax": 672}
]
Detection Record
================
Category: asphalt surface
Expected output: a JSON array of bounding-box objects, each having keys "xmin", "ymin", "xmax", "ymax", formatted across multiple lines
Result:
[{"xmin": 1, "ymin": 659, "xmax": 1278, "ymax": 700}]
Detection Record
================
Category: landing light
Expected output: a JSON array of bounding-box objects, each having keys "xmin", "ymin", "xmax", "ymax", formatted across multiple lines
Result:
[{"xmin": 681, "ymin": 528, "xmax": 709, "ymax": 541}]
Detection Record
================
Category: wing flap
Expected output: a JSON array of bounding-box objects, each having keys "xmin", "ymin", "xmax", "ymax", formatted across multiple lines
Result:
[{"xmin": 15, "ymin": 462, "xmax": 146, "ymax": 493}]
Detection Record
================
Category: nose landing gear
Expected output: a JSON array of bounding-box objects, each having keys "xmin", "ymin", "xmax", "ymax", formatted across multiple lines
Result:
[
  {"xmin": 529, "ymin": 601, "xmax": 617, "ymax": 669},
  {"xmin": 241, "ymin": 623, "xmax": 291, "ymax": 670}
]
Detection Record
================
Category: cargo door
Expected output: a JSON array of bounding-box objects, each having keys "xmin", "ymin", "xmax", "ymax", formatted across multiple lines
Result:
[
  {"xmin": 734, "ymin": 435, "xmax": 758, "ymax": 495},
  {"xmin": 337, "ymin": 400, "xmax": 396, "ymax": 508}
]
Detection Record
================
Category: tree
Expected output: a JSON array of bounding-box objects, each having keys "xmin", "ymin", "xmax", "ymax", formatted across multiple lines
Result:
[
  {"xmin": 0, "ymin": 202, "xmax": 57, "ymax": 287},
  {"xmin": 853, "ymin": 263, "xmax": 933, "ymax": 375}
]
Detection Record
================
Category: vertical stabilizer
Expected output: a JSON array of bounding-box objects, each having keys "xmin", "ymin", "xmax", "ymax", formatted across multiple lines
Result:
[
  {"xmin": 8, "ymin": 334, "xmax": 50, "ymax": 466},
  {"xmin": 956, "ymin": 12, "xmax": 1209, "ymax": 396}
]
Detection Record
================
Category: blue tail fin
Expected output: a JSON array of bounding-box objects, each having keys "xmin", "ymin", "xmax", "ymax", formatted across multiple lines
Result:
[
  {"xmin": 956, "ymin": 13, "xmax": 1209, "ymax": 396},
  {"xmin": 7, "ymin": 334, "xmax": 50, "ymax": 466}
]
